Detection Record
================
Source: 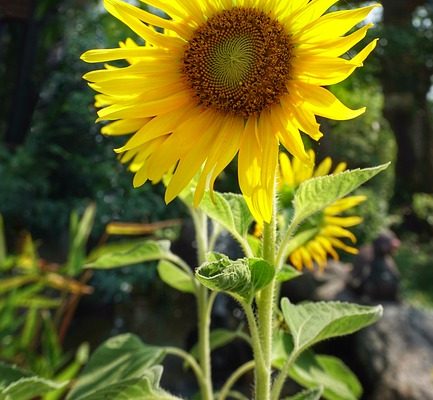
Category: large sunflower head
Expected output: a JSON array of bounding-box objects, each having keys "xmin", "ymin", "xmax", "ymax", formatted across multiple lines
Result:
[
  {"xmin": 279, "ymin": 151, "xmax": 366, "ymax": 270},
  {"xmin": 81, "ymin": 0, "xmax": 378, "ymax": 223}
]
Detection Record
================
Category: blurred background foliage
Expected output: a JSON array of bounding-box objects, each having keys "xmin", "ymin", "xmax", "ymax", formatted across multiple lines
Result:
[{"xmin": 0, "ymin": 0, "xmax": 432, "ymax": 373}]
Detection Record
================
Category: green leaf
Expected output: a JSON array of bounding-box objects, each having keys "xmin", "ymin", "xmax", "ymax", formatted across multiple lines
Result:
[
  {"xmin": 72, "ymin": 367, "xmax": 180, "ymax": 400},
  {"xmin": 0, "ymin": 363, "xmax": 67, "ymax": 400},
  {"xmin": 195, "ymin": 255, "xmax": 274, "ymax": 302},
  {"xmin": 84, "ymin": 240, "xmax": 171, "ymax": 269},
  {"xmin": 273, "ymin": 333, "xmax": 361, "ymax": 400},
  {"xmin": 67, "ymin": 334, "xmax": 165, "ymax": 400},
  {"xmin": 45, "ymin": 344, "xmax": 90, "ymax": 400},
  {"xmin": 285, "ymin": 387, "xmax": 323, "ymax": 400},
  {"xmin": 66, "ymin": 204, "xmax": 96, "ymax": 276},
  {"xmin": 276, "ymin": 264, "xmax": 301, "ymax": 283},
  {"xmin": 0, "ymin": 276, "xmax": 38, "ymax": 295},
  {"xmin": 292, "ymin": 164, "xmax": 390, "ymax": 226},
  {"xmin": 0, "ymin": 214, "xmax": 6, "ymax": 267},
  {"xmin": 157, "ymin": 260, "xmax": 195, "ymax": 294},
  {"xmin": 183, "ymin": 189, "xmax": 253, "ymax": 244},
  {"xmin": 291, "ymin": 353, "xmax": 362, "ymax": 400},
  {"xmin": 281, "ymin": 298, "xmax": 382, "ymax": 352}
]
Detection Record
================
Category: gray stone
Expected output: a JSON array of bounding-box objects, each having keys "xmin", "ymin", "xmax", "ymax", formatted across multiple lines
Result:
[{"xmin": 356, "ymin": 304, "xmax": 433, "ymax": 400}]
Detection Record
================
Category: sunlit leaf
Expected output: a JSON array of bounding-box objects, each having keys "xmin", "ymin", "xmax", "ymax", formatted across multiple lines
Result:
[
  {"xmin": 67, "ymin": 334, "xmax": 165, "ymax": 400},
  {"xmin": 157, "ymin": 260, "xmax": 195, "ymax": 294},
  {"xmin": 0, "ymin": 363, "xmax": 67, "ymax": 400},
  {"xmin": 292, "ymin": 164, "xmax": 389, "ymax": 227},
  {"xmin": 281, "ymin": 298, "xmax": 382, "ymax": 352},
  {"xmin": 85, "ymin": 240, "xmax": 171, "ymax": 269}
]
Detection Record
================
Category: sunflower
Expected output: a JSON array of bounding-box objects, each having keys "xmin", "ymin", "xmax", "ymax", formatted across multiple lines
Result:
[
  {"xmin": 81, "ymin": 0, "xmax": 378, "ymax": 223},
  {"xmin": 279, "ymin": 151, "xmax": 366, "ymax": 270}
]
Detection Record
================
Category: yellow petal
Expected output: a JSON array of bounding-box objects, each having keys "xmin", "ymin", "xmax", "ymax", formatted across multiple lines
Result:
[
  {"xmin": 101, "ymin": 118, "xmax": 149, "ymax": 136},
  {"xmin": 115, "ymin": 105, "xmax": 195, "ymax": 152},
  {"xmin": 314, "ymin": 157, "xmax": 332, "ymax": 177},
  {"xmin": 104, "ymin": 0, "xmax": 184, "ymax": 48},
  {"xmin": 325, "ymin": 195, "xmax": 367, "ymax": 214},
  {"xmin": 293, "ymin": 82, "xmax": 365, "ymax": 120},
  {"xmin": 295, "ymin": 5, "xmax": 379, "ymax": 43},
  {"xmin": 324, "ymin": 216, "xmax": 363, "ymax": 228},
  {"xmin": 81, "ymin": 47, "xmax": 170, "ymax": 63},
  {"xmin": 238, "ymin": 116, "xmax": 260, "ymax": 197},
  {"xmin": 97, "ymin": 91, "xmax": 191, "ymax": 120},
  {"xmin": 321, "ymin": 225, "xmax": 357, "ymax": 242}
]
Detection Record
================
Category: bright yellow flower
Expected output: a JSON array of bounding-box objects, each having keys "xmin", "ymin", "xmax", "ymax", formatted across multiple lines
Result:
[
  {"xmin": 279, "ymin": 151, "xmax": 366, "ymax": 270},
  {"xmin": 81, "ymin": 0, "xmax": 378, "ymax": 223}
]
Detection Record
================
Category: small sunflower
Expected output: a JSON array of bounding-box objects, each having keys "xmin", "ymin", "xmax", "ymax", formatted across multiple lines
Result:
[
  {"xmin": 82, "ymin": 0, "xmax": 378, "ymax": 223},
  {"xmin": 279, "ymin": 151, "xmax": 366, "ymax": 270}
]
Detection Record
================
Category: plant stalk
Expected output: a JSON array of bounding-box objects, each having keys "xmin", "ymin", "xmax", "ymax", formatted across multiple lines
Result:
[
  {"xmin": 192, "ymin": 209, "xmax": 214, "ymax": 400},
  {"xmin": 255, "ymin": 178, "xmax": 278, "ymax": 400}
]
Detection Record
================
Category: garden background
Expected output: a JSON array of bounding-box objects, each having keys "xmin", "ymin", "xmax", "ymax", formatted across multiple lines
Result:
[{"xmin": 0, "ymin": 0, "xmax": 433, "ymax": 398}]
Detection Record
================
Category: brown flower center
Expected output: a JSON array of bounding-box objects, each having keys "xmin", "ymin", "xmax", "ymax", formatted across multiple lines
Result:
[{"xmin": 182, "ymin": 7, "xmax": 293, "ymax": 117}]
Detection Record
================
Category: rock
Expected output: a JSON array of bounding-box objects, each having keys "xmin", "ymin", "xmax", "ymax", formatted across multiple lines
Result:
[
  {"xmin": 349, "ymin": 230, "xmax": 401, "ymax": 303},
  {"xmin": 356, "ymin": 304, "xmax": 433, "ymax": 400}
]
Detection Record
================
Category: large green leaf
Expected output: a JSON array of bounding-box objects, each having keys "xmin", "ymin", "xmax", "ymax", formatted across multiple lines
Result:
[
  {"xmin": 281, "ymin": 298, "xmax": 382, "ymax": 352},
  {"xmin": 273, "ymin": 333, "xmax": 362, "ymax": 400},
  {"xmin": 0, "ymin": 363, "xmax": 66, "ymax": 400},
  {"xmin": 196, "ymin": 255, "xmax": 274, "ymax": 303},
  {"xmin": 285, "ymin": 387, "xmax": 323, "ymax": 400},
  {"xmin": 157, "ymin": 260, "xmax": 195, "ymax": 294},
  {"xmin": 292, "ymin": 164, "xmax": 389, "ymax": 226},
  {"xmin": 73, "ymin": 367, "xmax": 180, "ymax": 400},
  {"xmin": 85, "ymin": 240, "xmax": 171, "ymax": 269},
  {"xmin": 67, "ymin": 334, "xmax": 165, "ymax": 400}
]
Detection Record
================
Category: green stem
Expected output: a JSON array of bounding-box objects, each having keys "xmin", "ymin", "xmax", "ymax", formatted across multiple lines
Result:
[
  {"xmin": 270, "ymin": 350, "xmax": 300, "ymax": 400},
  {"xmin": 191, "ymin": 209, "xmax": 213, "ymax": 400},
  {"xmin": 275, "ymin": 219, "xmax": 300, "ymax": 271},
  {"xmin": 165, "ymin": 347, "xmax": 206, "ymax": 390},
  {"xmin": 218, "ymin": 360, "xmax": 255, "ymax": 400},
  {"xmin": 255, "ymin": 179, "xmax": 278, "ymax": 400}
]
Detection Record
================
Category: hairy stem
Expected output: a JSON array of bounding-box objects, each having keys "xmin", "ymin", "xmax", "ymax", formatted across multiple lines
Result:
[
  {"xmin": 218, "ymin": 360, "xmax": 255, "ymax": 400},
  {"xmin": 191, "ymin": 209, "xmax": 213, "ymax": 400},
  {"xmin": 255, "ymin": 177, "xmax": 278, "ymax": 400}
]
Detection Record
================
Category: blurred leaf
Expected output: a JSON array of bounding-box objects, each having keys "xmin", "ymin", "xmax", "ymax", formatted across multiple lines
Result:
[
  {"xmin": 44, "ymin": 343, "xmax": 90, "ymax": 400},
  {"xmin": 20, "ymin": 307, "xmax": 38, "ymax": 349},
  {"xmin": 0, "ymin": 276, "xmax": 38, "ymax": 294},
  {"xmin": 67, "ymin": 334, "xmax": 165, "ymax": 400},
  {"xmin": 157, "ymin": 260, "xmax": 195, "ymax": 294},
  {"xmin": 0, "ymin": 362, "xmax": 66, "ymax": 400},
  {"xmin": 44, "ymin": 273, "xmax": 93, "ymax": 295},
  {"xmin": 16, "ymin": 234, "xmax": 39, "ymax": 271},
  {"xmin": 65, "ymin": 204, "xmax": 96, "ymax": 276},
  {"xmin": 85, "ymin": 240, "xmax": 172, "ymax": 269},
  {"xmin": 70, "ymin": 367, "xmax": 180, "ymax": 400},
  {"xmin": 41, "ymin": 312, "xmax": 63, "ymax": 376},
  {"xmin": 0, "ymin": 214, "xmax": 5, "ymax": 267},
  {"xmin": 292, "ymin": 164, "xmax": 389, "ymax": 227},
  {"xmin": 281, "ymin": 298, "xmax": 382, "ymax": 352},
  {"xmin": 105, "ymin": 219, "xmax": 181, "ymax": 236}
]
